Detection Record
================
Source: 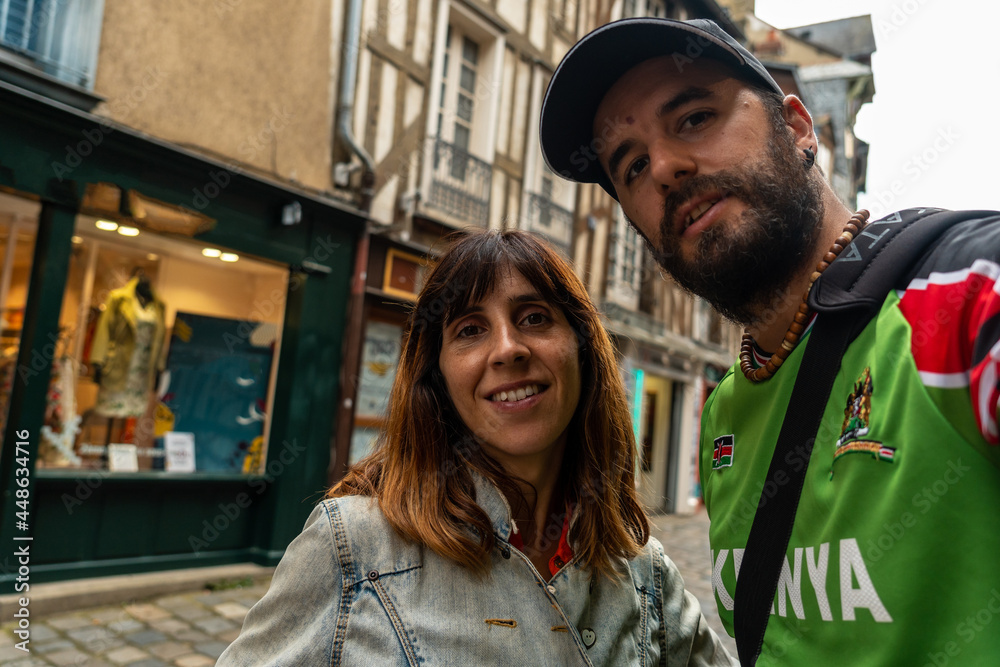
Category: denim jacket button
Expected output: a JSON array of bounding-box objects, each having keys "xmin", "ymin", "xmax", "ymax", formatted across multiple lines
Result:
[
  {"xmin": 500, "ymin": 547, "xmax": 511, "ymax": 559},
  {"xmin": 367, "ymin": 570, "xmax": 379, "ymax": 581},
  {"xmin": 546, "ymin": 585, "xmax": 556, "ymax": 595}
]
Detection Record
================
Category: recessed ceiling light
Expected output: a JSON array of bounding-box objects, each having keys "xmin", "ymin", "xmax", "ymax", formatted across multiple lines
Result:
[
  {"xmin": 220, "ymin": 253, "xmax": 239, "ymax": 263},
  {"xmin": 95, "ymin": 220, "xmax": 118, "ymax": 231},
  {"xmin": 202, "ymin": 248, "xmax": 222, "ymax": 258},
  {"xmin": 71, "ymin": 236, "xmax": 83, "ymax": 244},
  {"xmin": 117, "ymin": 226, "xmax": 140, "ymax": 237},
  {"xmin": 146, "ymin": 253, "xmax": 159, "ymax": 261}
]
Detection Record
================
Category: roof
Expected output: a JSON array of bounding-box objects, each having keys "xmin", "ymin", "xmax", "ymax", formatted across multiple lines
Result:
[
  {"xmin": 798, "ymin": 60, "xmax": 873, "ymax": 83},
  {"xmin": 786, "ymin": 15, "xmax": 876, "ymax": 61}
]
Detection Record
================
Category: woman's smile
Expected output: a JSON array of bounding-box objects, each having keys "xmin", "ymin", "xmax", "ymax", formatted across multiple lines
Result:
[{"xmin": 438, "ymin": 269, "xmax": 582, "ymax": 473}]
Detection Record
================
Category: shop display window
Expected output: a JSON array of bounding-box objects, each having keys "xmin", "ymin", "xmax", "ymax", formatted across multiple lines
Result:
[
  {"xmin": 349, "ymin": 315, "xmax": 404, "ymax": 464},
  {"xmin": 0, "ymin": 194, "xmax": 40, "ymax": 454},
  {"xmin": 38, "ymin": 216, "xmax": 288, "ymax": 474}
]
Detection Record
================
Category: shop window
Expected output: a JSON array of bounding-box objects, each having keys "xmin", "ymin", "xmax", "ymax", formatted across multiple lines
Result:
[
  {"xmin": 0, "ymin": 195, "xmax": 39, "ymax": 453},
  {"xmin": 350, "ymin": 315, "xmax": 404, "ymax": 465},
  {"xmin": 38, "ymin": 216, "xmax": 288, "ymax": 475}
]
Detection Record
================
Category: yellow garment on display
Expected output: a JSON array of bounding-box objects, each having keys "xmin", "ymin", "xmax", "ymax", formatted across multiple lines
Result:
[{"xmin": 89, "ymin": 277, "xmax": 167, "ymax": 418}]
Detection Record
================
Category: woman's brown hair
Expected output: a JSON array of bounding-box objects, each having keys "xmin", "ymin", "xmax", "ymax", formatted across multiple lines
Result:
[{"xmin": 330, "ymin": 230, "xmax": 649, "ymax": 578}]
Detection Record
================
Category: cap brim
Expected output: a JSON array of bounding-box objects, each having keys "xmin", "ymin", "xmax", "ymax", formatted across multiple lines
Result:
[{"xmin": 540, "ymin": 18, "xmax": 775, "ymax": 201}]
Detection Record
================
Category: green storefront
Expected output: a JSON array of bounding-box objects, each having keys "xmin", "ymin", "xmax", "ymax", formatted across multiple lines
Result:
[{"xmin": 0, "ymin": 81, "xmax": 364, "ymax": 592}]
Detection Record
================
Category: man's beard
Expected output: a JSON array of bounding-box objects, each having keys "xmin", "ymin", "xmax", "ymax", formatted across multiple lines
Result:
[{"xmin": 649, "ymin": 129, "xmax": 825, "ymax": 328}]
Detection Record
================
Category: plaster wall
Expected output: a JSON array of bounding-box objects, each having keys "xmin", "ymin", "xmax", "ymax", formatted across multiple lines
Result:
[{"xmin": 93, "ymin": 0, "xmax": 334, "ymax": 192}]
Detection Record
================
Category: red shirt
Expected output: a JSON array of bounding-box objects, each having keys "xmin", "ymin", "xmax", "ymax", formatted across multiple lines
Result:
[{"xmin": 508, "ymin": 505, "xmax": 575, "ymax": 578}]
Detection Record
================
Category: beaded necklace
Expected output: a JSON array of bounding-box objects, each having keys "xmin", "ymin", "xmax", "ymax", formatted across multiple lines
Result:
[{"xmin": 739, "ymin": 209, "xmax": 871, "ymax": 383}]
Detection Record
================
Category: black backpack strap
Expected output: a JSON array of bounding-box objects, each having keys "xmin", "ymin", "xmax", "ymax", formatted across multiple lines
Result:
[{"xmin": 733, "ymin": 208, "xmax": 966, "ymax": 665}]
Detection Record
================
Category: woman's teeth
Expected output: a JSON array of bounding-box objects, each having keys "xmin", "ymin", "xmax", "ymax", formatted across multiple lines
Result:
[{"xmin": 491, "ymin": 384, "xmax": 541, "ymax": 402}]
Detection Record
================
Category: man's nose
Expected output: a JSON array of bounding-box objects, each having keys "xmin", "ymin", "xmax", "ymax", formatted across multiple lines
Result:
[{"xmin": 648, "ymin": 140, "xmax": 697, "ymax": 192}]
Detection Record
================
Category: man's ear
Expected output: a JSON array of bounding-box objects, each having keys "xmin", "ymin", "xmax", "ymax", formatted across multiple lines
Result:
[{"xmin": 782, "ymin": 95, "xmax": 817, "ymax": 152}]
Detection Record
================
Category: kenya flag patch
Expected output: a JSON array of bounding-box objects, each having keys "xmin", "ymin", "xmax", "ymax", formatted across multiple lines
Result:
[{"xmin": 712, "ymin": 435, "xmax": 735, "ymax": 470}]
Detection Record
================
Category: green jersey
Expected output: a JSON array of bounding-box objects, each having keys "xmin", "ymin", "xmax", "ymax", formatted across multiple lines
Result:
[{"xmin": 700, "ymin": 211, "xmax": 1000, "ymax": 666}]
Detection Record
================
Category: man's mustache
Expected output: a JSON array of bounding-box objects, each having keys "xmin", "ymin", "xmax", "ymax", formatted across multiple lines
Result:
[{"xmin": 660, "ymin": 172, "xmax": 746, "ymax": 237}]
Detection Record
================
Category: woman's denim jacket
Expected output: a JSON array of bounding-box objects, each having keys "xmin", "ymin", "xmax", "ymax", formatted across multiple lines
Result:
[{"xmin": 218, "ymin": 476, "xmax": 736, "ymax": 666}]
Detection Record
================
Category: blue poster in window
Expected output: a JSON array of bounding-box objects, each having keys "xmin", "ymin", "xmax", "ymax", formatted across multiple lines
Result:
[{"xmin": 161, "ymin": 312, "xmax": 276, "ymax": 472}]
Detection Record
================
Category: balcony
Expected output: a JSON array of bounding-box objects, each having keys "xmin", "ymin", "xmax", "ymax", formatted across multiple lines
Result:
[
  {"xmin": 602, "ymin": 300, "xmax": 665, "ymax": 339},
  {"xmin": 525, "ymin": 192, "xmax": 573, "ymax": 255},
  {"xmin": 427, "ymin": 138, "xmax": 492, "ymax": 225}
]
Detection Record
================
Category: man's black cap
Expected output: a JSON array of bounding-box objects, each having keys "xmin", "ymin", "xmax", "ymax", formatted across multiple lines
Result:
[{"xmin": 539, "ymin": 17, "xmax": 784, "ymax": 201}]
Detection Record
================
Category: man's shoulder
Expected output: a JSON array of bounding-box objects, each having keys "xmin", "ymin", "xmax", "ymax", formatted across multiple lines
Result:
[
  {"xmin": 701, "ymin": 365, "xmax": 739, "ymax": 420},
  {"xmin": 904, "ymin": 208, "xmax": 1000, "ymax": 273}
]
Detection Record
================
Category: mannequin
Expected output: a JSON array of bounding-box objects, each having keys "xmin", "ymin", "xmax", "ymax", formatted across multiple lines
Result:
[{"xmin": 89, "ymin": 270, "xmax": 167, "ymax": 419}]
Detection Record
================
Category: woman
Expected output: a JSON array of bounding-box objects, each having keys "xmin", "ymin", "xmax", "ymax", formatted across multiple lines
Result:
[{"xmin": 218, "ymin": 230, "xmax": 735, "ymax": 666}]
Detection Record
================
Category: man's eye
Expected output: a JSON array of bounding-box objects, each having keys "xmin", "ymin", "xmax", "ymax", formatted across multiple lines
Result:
[
  {"xmin": 681, "ymin": 110, "xmax": 713, "ymax": 129},
  {"xmin": 624, "ymin": 157, "xmax": 648, "ymax": 184},
  {"xmin": 457, "ymin": 325, "xmax": 482, "ymax": 338}
]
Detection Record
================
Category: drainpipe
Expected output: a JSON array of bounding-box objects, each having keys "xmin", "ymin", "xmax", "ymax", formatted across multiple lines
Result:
[
  {"xmin": 336, "ymin": 0, "xmax": 376, "ymax": 207},
  {"xmin": 330, "ymin": 0, "xmax": 376, "ymax": 484}
]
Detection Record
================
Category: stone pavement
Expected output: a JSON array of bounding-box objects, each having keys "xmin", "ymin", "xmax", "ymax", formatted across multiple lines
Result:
[
  {"xmin": 0, "ymin": 583, "xmax": 270, "ymax": 667},
  {"xmin": 1, "ymin": 509, "xmax": 733, "ymax": 666}
]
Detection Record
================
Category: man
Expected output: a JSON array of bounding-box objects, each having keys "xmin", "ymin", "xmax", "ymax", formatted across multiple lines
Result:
[{"xmin": 540, "ymin": 17, "xmax": 1000, "ymax": 666}]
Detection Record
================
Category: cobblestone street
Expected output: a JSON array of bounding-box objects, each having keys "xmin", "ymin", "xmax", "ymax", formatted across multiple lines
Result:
[
  {"xmin": 0, "ymin": 585, "xmax": 271, "ymax": 667},
  {"xmin": 1, "ymin": 509, "xmax": 733, "ymax": 665}
]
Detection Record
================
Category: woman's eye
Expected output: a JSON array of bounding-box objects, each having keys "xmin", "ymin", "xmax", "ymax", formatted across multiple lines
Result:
[
  {"xmin": 522, "ymin": 311, "xmax": 548, "ymax": 326},
  {"xmin": 456, "ymin": 324, "xmax": 482, "ymax": 338},
  {"xmin": 624, "ymin": 157, "xmax": 648, "ymax": 184}
]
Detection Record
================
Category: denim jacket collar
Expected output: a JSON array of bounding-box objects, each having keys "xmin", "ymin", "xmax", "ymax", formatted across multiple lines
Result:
[
  {"xmin": 472, "ymin": 470, "xmax": 581, "ymax": 546},
  {"xmin": 472, "ymin": 470, "xmax": 518, "ymax": 542}
]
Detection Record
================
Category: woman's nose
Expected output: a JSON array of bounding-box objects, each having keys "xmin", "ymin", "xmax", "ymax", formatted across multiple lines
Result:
[{"xmin": 489, "ymin": 324, "xmax": 530, "ymax": 366}]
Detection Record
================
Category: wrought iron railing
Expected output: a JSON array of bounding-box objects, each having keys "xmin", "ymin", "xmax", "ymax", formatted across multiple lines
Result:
[
  {"xmin": 526, "ymin": 192, "xmax": 572, "ymax": 232},
  {"xmin": 602, "ymin": 300, "xmax": 666, "ymax": 339},
  {"xmin": 428, "ymin": 139, "xmax": 492, "ymax": 225}
]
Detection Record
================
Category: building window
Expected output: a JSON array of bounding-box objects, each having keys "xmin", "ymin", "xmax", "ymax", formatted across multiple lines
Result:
[
  {"xmin": 426, "ymin": 15, "xmax": 496, "ymax": 226},
  {"xmin": 606, "ymin": 206, "xmax": 643, "ymax": 308},
  {"xmin": 539, "ymin": 176, "xmax": 553, "ymax": 227},
  {"xmin": 623, "ymin": 0, "xmax": 679, "ymax": 18},
  {"xmin": 37, "ymin": 217, "xmax": 288, "ymax": 474},
  {"xmin": 437, "ymin": 27, "xmax": 480, "ymax": 180},
  {"xmin": 525, "ymin": 171, "xmax": 574, "ymax": 256},
  {"xmin": 0, "ymin": 0, "xmax": 105, "ymax": 89}
]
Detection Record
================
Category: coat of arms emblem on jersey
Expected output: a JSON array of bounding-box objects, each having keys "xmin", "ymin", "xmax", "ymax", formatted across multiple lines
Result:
[{"xmin": 832, "ymin": 367, "xmax": 895, "ymax": 472}]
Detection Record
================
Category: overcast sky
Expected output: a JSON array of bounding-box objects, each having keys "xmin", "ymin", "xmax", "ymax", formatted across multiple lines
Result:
[{"xmin": 756, "ymin": 0, "xmax": 1000, "ymax": 217}]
